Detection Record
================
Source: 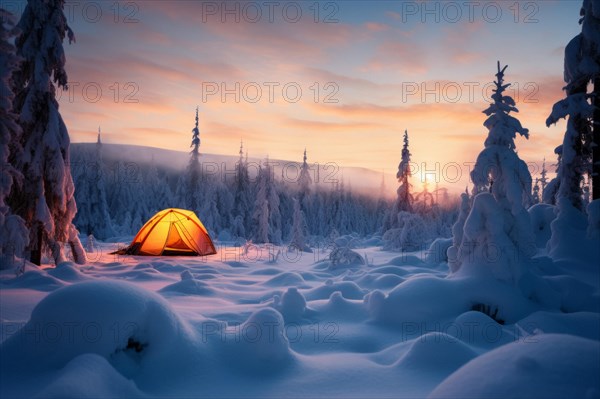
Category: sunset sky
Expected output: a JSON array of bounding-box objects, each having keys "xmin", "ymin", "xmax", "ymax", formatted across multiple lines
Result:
[{"xmin": 7, "ymin": 0, "xmax": 582, "ymax": 193}]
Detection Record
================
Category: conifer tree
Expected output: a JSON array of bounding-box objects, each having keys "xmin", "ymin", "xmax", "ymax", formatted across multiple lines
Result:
[{"xmin": 10, "ymin": 0, "xmax": 84, "ymax": 265}]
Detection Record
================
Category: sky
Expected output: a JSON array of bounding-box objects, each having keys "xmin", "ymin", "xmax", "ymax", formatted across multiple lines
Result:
[{"xmin": 7, "ymin": 0, "xmax": 583, "ymax": 194}]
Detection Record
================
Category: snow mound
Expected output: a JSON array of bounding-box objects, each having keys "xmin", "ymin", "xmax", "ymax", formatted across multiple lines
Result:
[
  {"xmin": 368, "ymin": 275, "xmax": 542, "ymax": 326},
  {"xmin": 387, "ymin": 254, "xmax": 424, "ymax": 266},
  {"xmin": 397, "ymin": 332, "xmax": 477, "ymax": 374},
  {"xmin": 548, "ymin": 200, "xmax": 599, "ymax": 264},
  {"xmin": 37, "ymin": 354, "xmax": 144, "ymax": 399},
  {"xmin": 426, "ymin": 238, "xmax": 453, "ymax": 264},
  {"xmin": 222, "ymin": 308, "xmax": 294, "ymax": 374},
  {"xmin": 517, "ymin": 311, "xmax": 600, "ymax": 341},
  {"xmin": 159, "ymin": 273, "xmax": 216, "ymax": 296},
  {"xmin": 452, "ymin": 311, "xmax": 515, "ymax": 348},
  {"xmin": 368, "ymin": 265, "xmax": 409, "ymax": 276},
  {"xmin": 328, "ymin": 246, "xmax": 365, "ymax": 269},
  {"xmin": 3, "ymin": 269, "xmax": 65, "ymax": 291},
  {"xmin": 47, "ymin": 261, "xmax": 90, "ymax": 282},
  {"xmin": 0, "ymin": 280, "xmax": 193, "ymax": 375},
  {"xmin": 368, "ymin": 276, "xmax": 466, "ymax": 325},
  {"xmin": 278, "ymin": 287, "xmax": 306, "ymax": 321},
  {"xmin": 543, "ymin": 274, "xmax": 600, "ymax": 312},
  {"xmin": 429, "ymin": 334, "xmax": 600, "ymax": 399},
  {"xmin": 304, "ymin": 280, "xmax": 366, "ymax": 300},
  {"xmin": 528, "ymin": 203, "xmax": 555, "ymax": 248},
  {"xmin": 364, "ymin": 273, "xmax": 404, "ymax": 289},
  {"xmin": 263, "ymin": 272, "xmax": 308, "ymax": 287},
  {"xmin": 249, "ymin": 267, "xmax": 282, "ymax": 276}
]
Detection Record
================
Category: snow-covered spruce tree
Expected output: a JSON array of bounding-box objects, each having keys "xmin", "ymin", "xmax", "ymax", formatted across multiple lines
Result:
[
  {"xmin": 396, "ymin": 129, "xmax": 413, "ymax": 214},
  {"xmin": 375, "ymin": 172, "xmax": 389, "ymax": 233},
  {"xmin": 532, "ymin": 179, "xmax": 541, "ymax": 204},
  {"xmin": 252, "ymin": 159, "xmax": 281, "ymax": 244},
  {"xmin": 9, "ymin": 0, "xmax": 84, "ymax": 265},
  {"xmin": 185, "ymin": 107, "xmax": 202, "ymax": 211},
  {"xmin": 446, "ymin": 189, "xmax": 470, "ymax": 273},
  {"xmin": 198, "ymin": 176, "xmax": 222, "ymax": 236},
  {"xmin": 385, "ymin": 129, "xmax": 413, "ymax": 231},
  {"xmin": 542, "ymin": 152, "xmax": 560, "ymax": 205},
  {"xmin": 578, "ymin": 0, "xmax": 600, "ymax": 200},
  {"xmin": 143, "ymin": 155, "xmax": 173, "ymax": 218},
  {"xmin": 107, "ymin": 160, "xmax": 141, "ymax": 235},
  {"xmin": 539, "ymin": 158, "xmax": 548, "ymax": 194},
  {"xmin": 545, "ymin": 0, "xmax": 600, "ymax": 258},
  {"xmin": 382, "ymin": 129, "xmax": 425, "ymax": 251},
  {"xmin": 0, "ymin": 8, "xmax": 29, "ymax": 269},
  {"xmin": 289, "ymin": 197, "xmax": 310, "ymax": 252},
  {"xmin": 252, "ymin": 161, "xmax": 269, "ymax": 243},
  {"xmin": 453, "ymin": 62, "xmax": 534, "ymax": 284},
  {"xmin": 268, "ymin": 164, "xmax": 282, "ymax": 244},
  {"xmin": 73, "ymin": 129, "xmax": 115, "ymax": 240},
  {"xmin": 233, "ymin": 141, "xmax": 251, "ymax": 238},
  {"xmin": 298, "ymin": 149, "xmax": 312, "ymax": 199}
]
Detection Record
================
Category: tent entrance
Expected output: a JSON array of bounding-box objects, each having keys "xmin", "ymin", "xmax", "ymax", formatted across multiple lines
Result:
[{"xmin": 164, "ymin": 223, "xmax": 187, "ymax": 248}]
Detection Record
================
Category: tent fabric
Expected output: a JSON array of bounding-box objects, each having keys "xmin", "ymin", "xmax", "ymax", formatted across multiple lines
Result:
[{"xmin": 125, "ymin": 208, "xmax": 217, "ymax": 256}]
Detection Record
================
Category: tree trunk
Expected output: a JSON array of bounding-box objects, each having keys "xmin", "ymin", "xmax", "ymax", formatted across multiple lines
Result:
[
  {"xmin": 593, "ymin": 79, "xmax": 600, "ymax": 200},
  {"xmin": 30, "ymin": 224, "xmax": 42, "ymax": 266}
]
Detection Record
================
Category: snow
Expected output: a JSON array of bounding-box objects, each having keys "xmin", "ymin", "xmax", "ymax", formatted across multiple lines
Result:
[
  {"xmin": 1, "ymin": 239, "xmax": 597, "ymax": 398},
  {"xmin": 429, "ymin": 334, "xmax": 600, "ymax": 399},
  {"xmin": 528, "ymin": 203, "xmax": 555, "ymax": 248}
]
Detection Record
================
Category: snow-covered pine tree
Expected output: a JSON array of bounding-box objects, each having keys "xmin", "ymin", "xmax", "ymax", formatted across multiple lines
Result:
[
  {"xmin": 143, "ymin": 155, "xmax": 172, "ymax": 218},
  {"xmin": 252, "ymin": 158, "xmax": 281, "ymax": 244},
  {"xmin": 454, "ymin": 62, "xmax": 534, "ymax": 284},
  {"xmin": 289, "ymin": 197, "xmax": 310, "ymax": 252},
  {"xmin": 546, "ymin": 0, "xmax": 599, "ymax": 203},
  {"xmin": 0, "ymin": 8, "xmax": 28, "ymax": 269},
  {"xmin": 539, "ymin": 158, "xmax": 548, "ymax": 194},
  {"xmin": 73, "ymin": 129, "xmax": 115, "ymax": 240},
  {"xmin": 532, "ymin": 179, "xmax": 541, "ymax": 204},
  {"xmin": 298, "ymin": 148, "xmax": 312, "ymax": 199},
  {"xmin": 579, "ymin": 0, "xmax": 600, "ymax": 200},
  {"xmin": 107, "ymin": 160, "xmax": 136, "ymax": 234},
  {"xmin": 10, "ymin": 0, "xmax": 84, "ymax": 265},
  {"xmin": 542, "ymin": 152, "xmax": 560, "ymax": 205},
  {"xmin": 185, "ymin": 107, "xmax": 201, "ymax": 211},
  {"xmin": 252, "ymin": 161, "xmax": 269, "ymax": 243},
  {"xmin": 396, "ymin": 129, "xmax": 413, "ymax": 214},
  {"xmin": 545, "ymin": 1, "xmax": 600, "ymax": 258},
  {"xmin": 376, "ymin": 171, "xmax": 389, "ymax": 232},
  {"xmin": 233, "ymin": 141, "xmax": 251, "ymax": 238},
  {"xmin": 268, "ymin": 163, "xmax": 282, "ymax": 244},
  {"xmin": 384, "ymin": 129, "xmax": 413, "ymax": 231}
]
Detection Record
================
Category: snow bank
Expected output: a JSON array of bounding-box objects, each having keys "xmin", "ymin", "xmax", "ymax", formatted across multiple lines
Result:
[
  {"xmin": 548, "ymin": 200, "xmax": 599, "ymax": 264},
  {"xmin": 528, "ymin": 203, "xmax": 555, "ymax": 248},
  {"xmin": 277, "ymin": 287, "xmax": 307, "ymax": 321},
  {"xmin": 426, "ymin": 238, "xmax": 453, "ymax": 264},
  {"xmin": 366, "ymin": 275, "xmax": 543, "ymax": 326},
  {"xmin": 429, "ymin": 334, "xmax": 600, "ymax": 398},
  {"xmin": 304, "ymin": 280, "xmax": 367, "ymax": 300},
  {"xmin": 0, "ymin": 280, "xmax": 194, "ymax": 376},
  {"xmin": 397, "ymin": 332, "xmax": 477, "ymax": 375},
  {"xmin": 36, "ymin": 354, "xmax": 144, "ymax": 398},
  {"xmin": 159, "ymin": 271, "xmax": 216, "ymax": 296},
  {"xmin": 218, "ymin": 308, "xmax": 295, "ymax": 374}
]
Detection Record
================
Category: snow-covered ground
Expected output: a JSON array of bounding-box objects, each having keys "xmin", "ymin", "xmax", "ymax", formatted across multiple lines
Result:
[{"xmin": 1, "ymin": 239, "xmax": 598, "ymax": 398}]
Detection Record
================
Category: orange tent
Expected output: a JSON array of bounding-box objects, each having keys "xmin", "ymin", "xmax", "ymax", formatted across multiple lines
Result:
[{"xmin": 125, "ymin": 208, "xmax": 216, "ymax": 256}]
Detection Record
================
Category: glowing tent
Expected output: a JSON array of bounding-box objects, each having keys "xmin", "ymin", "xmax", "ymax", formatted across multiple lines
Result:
[{"xmin": 124, "ymin": 208, "xmax": 217, "ymax": 256}]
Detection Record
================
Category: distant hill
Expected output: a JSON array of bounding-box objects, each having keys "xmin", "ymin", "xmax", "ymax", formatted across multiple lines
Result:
[{"xmin": 71, "ymin": 142, "xmax": 392, "ymax": 197}]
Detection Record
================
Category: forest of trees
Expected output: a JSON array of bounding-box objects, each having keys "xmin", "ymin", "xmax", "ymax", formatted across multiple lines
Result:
[
  {"xmin": 70, "ymin": 117, "xmax": 459, "ymax": 250},
  {"xmin": 1, "ymin": 0, "xmax": 598, "ymax": 269}
]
